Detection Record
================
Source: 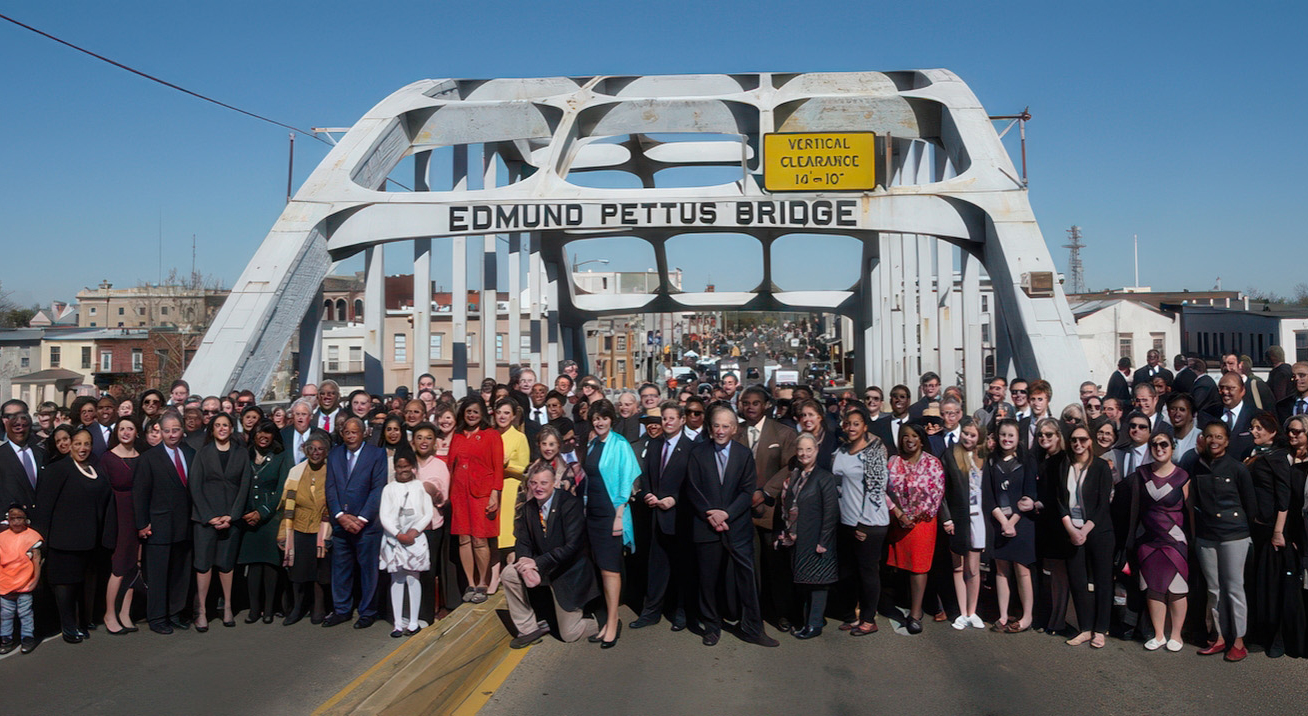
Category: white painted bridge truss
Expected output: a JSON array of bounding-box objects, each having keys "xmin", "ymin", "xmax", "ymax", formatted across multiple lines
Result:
[{"xmin": 184, "ymin": 70, "xmax": 1089, "ymax": 404}]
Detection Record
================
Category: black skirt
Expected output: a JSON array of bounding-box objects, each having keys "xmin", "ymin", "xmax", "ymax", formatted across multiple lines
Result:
[{"xmin": 288, "ymin": 531, "xmax": 331, "ymax": 585}]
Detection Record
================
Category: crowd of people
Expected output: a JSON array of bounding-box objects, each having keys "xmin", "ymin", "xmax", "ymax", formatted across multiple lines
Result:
[{"xmin": 3, "ymin": 344, "xmax": 1308, "ymax": 666}]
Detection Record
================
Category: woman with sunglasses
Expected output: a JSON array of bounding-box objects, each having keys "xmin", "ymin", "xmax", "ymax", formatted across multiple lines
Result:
[
  {"xmin": 1245, "ymin": 411, "xmax": 1296, "ymax": 657},
  {"xmin": 1034, "ymin": 417, "xmax": 1073, "ymax": 637},
  {"xmin": 138, "ymin": 389, "xmax": 166, "ymax": 421},
  {"xmin": 1125, "ymin": 429, "xmax": 1189, "ymax": 652},
  {"xmin": 1058, "ymin": 424, "xmax": 1115, "ymax": 648},
  {"xmin": 1272, "ymin": 415, "xmax": 1308, "ymax": 657},
  {"xmin": 1190, "ymin": 421, "xmax": 1257, "ymax": 661},
  {"xmin": 1084, "ymin": 396, "xmax": 1106, "ymax": 431}
]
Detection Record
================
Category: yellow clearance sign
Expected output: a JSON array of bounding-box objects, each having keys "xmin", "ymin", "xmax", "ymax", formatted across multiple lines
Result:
[{"xmin": 763, "ymin": 132, "xmax": 876, "ymax": 192}]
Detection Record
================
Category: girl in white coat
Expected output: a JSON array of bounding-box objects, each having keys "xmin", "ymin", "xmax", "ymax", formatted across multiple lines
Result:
[{"xmin": 380, "ymin": 448, "xmax": 433, "ymax": 637}]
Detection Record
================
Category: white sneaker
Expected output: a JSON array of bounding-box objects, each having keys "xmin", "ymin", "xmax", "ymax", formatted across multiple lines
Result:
[
  {"xmin": 968, "ymin": 614, "xmax": 985, "ymax": 629},
  {"xmin": 1166, "ymin": 639, "xmax": 1183, "ymax": 652},
  {"xmin": 952, "ymin": 615, "xmax": 969, "ymax": 630},
  {"xmin": 1144, "ymin": 638, "xmax": 1166, "ymax": 651}
]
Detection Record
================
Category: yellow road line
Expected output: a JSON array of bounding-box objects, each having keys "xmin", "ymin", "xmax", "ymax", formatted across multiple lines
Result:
[
  {"xmin": 449, "ymin": 645, "xmax": 531, "ymax": 716},
  {"xmin": 313, "ymin": 636, "xmax": 423, "ymax": 715}
]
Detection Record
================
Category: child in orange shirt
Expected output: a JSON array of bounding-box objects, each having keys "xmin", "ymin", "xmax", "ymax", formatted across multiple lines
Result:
[{"xmin": 0, "ymin": 504, "xmax": 43, "ymax": 654}]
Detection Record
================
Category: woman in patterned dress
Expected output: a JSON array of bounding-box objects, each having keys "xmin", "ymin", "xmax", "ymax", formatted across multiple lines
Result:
[{"xmin": 1128, "ymin": 429, "xmax": 1190, "ymax": 651}]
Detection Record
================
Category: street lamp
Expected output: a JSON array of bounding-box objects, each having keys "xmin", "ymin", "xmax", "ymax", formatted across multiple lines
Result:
[{"xmin": 571, "ymin": 257, "xmax": 609, "ymax": 271}]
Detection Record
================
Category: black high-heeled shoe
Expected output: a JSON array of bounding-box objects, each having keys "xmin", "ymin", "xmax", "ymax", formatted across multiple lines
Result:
[{"xmin": 601, "ymin": 622, "xmax": 622, "ymax": 649}]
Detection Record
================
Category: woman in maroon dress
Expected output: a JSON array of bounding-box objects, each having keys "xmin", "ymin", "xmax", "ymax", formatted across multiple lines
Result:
[
  {"xmin": 1128, "ymin": 430, "xmax": 1190, "ymax": 652},
  {"xmin": 100, "ymin": 416, "xmax": 144, "ymax": 633},
  {"xmin": 442, "ymin": 396, "xmax": 504, "ymax": 604}
]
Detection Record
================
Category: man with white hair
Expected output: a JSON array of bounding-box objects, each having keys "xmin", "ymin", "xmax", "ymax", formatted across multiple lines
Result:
[{"xmin": 281, "ymin": 397, "xmax": 316, "ymax": 464}]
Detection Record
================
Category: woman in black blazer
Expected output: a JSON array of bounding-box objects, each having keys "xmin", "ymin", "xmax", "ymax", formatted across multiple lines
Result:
[
  {"xmin": 1057, "ymin": 424, "xmax": 1115, "ymax": 648},
  {"xmin": 190, "ymin": 413, "xmax": 252, "ymax": 630},
  {"xmin": 1272, "ymin": 414, "xmax": 1308, "ymax": 658},
  {"xmin": 777, "ymin": 432, "xmax": 839, "ymax": 639},
  {"xmin": 33, "ymin": 427, "xmax": 111, "ymax": 643}
]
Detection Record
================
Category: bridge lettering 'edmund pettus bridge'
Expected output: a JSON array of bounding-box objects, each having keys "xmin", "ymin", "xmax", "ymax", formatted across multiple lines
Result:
[{"xmin": 183, "ymin": 70, "xmax": 1088, "ymax": 403}]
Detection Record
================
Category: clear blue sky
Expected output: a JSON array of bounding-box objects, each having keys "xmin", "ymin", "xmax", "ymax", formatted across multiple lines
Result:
[{"xmin": 2, "ymin": 1, "xmax": 1304, "ymax": 306}]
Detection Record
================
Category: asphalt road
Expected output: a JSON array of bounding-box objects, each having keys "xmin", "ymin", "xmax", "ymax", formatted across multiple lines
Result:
[
  {"xmin": 480, "ymin": 606, "xmax": 1306, "ymax": 716},
  {"xmin": 0, "ymin": 617, "xmax": 398, "ymax": 715}
]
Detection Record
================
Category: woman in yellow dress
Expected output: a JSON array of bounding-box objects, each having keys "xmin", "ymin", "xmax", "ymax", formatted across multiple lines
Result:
[{"xmin": 489, "ymin": 397, "xmax": 529, "ymax": 594}]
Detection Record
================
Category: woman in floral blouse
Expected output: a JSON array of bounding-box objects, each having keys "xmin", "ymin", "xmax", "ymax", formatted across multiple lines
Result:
[{"xmin": 885, "ymin": 422, "xmax": 946, "ymax": 634}]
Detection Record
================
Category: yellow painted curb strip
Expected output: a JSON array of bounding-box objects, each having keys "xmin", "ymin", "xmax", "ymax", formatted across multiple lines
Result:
[{"xmin": 449, "ymin": 645, "xmax": 531, "ymax": 716}]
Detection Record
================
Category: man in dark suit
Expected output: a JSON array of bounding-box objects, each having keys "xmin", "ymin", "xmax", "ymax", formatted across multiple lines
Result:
[
  {"xmin": 1171, "ymin": 353, "xmax": 1193, "ymax": 392},
  {"xmin": 1207, "ymin": 372, "xmax": 1255, "ymax": 460},
  {"xmin": 132, "ymin": 413, "xmax": 195, "ymax": 634},
  {"xmin": 312, "ymin": 380, "xmax": 347, "ymax": 436},
  {"xmin": 1190, "ymin": 358, "xmax": 1219, "ymax": 414},
  {"xmin": 1242, "ymin": 356, "xmax": 1276, "ymax": 414},
  {"xmin": 0, "ymin": 401, "xmax": 44, "ymax": 515},
  {"xmin": 525, "ymin": 383, "xmax": 550, "ymax": 428},
  {"xmin": 1132, "ymin": 382, "xmax": 1174, "ymax": 437},
  {"xmin": 502, "ymin": 462, "xmax": 601, "ymax": 648},
  {"xmin": 1132, "ymin": 349, "xmax": 1171, "ymax": 388},
  {"xmin": 685, "ymin": 404, "xmax": 778, "ymax": 647},
  {"xmin": 1268, "ymin": 346, "xmax": 1294, "ymax": 403},
  {"xmin": 1275, "ymin": 361, "xmax": 1308, "ymax": 426},
  {"xmin": 322, "ymin": 417, "xmax": 388, "ymax": 628},
  {"xmin": 734, "ymin": 387, "xmax": 798, "ymax": 628},
  {"xmin": 631, "ymin": 402, "xmax": 695, "ymax": 630},
  {"xmin": 908, "ymin": 371, "xmax": 942, "ymax": 420},
  {"xmin": 84, "ymin": 395, "xmax": 117, "ymax": 460},
  {"xmin": 1106, "ymin": 358, "xmax": 1132, "ymax": 404},
  {"xmin": 281, "ymin": 398, "xmax": 316, "ymax": 465}
]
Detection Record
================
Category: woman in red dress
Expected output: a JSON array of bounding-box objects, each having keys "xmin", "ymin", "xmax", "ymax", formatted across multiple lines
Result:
[{"xmin": 443, "ymin": 396, "xmax": 504, "ymax": 604}]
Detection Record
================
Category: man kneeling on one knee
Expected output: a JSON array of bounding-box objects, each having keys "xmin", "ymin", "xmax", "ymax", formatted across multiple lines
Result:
[{"xmin": 504, "ymin": 461, "xmax": 600, "ymax": 648}]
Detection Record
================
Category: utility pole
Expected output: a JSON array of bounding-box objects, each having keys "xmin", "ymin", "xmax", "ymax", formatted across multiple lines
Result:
[
  {"xmin": 286, "ymin": 132, "xmax": 295, "ymax": 205},
  {"xmin": 1133, "ymin": 234, "xmax": 1139, "ymax": 288},
  {"xmin": 1063, "ymin": 225, "xmax": 1086, "ymax": 294}
]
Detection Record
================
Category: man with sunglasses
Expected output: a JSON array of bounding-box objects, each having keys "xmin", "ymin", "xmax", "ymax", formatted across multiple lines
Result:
[
  {"xmin": 682, "ymin": 396, "xmax": 708, "ymax": 442},
  {"xmin": 1112, "ymin": 413, "xmax": 1155, "ymax": 481},
  {"xmin": 0, "ymin": 401, "xmax": 44, "ymax": 515},
  {"xmin": 1009, "ymin": 379, "xmax": 1031, "ymax": 423}
]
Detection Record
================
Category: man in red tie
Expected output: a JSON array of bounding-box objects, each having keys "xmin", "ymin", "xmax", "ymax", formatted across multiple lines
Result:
[
  {"xmin": 630, "ymin": 401, "xmax": 694, "ymax": 631},
  {"xmin": 132, "ymin": 413, "xmax": 196, "ymax": 634},
  {"xmin": 313, "ymin": 380, "xmax": 345, "ymax": 440}
]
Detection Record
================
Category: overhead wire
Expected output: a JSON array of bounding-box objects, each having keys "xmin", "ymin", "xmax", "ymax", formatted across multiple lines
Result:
[{"xmin": 0, "ymin": 11, "xmax": 331, "ymax": 145}]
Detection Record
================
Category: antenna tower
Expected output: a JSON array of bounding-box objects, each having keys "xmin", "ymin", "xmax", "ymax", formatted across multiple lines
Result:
[{"xmin": 1063, "ymin": 225, "xmax": 1086, "ymax": 294}]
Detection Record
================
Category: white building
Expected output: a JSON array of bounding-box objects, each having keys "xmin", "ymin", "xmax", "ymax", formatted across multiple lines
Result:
[{"xmin": 1070, "ymin": 299, "xmax": 1179, "ymax": 387}]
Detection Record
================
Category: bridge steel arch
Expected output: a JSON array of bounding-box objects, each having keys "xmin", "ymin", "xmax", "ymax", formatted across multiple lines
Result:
[{"xmin": 184, "ymin": 70, "xmax": 1089, "ymax": 406}]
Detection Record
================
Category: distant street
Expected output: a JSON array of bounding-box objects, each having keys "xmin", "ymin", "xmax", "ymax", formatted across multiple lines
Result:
[{"xmin": 481, "ymin": 605, "xmax": 1305, "ymax": 716}]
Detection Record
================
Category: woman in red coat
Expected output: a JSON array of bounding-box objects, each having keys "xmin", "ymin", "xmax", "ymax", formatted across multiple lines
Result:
[{"xmin": 443, "ymin": 396, "xmax": 504, "ymax": 604}]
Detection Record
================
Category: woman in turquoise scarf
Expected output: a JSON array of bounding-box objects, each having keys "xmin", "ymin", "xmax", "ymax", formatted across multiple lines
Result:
[{"xmin": 583, "ymin": 399, "xmax": 640, "ymax": 648}]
